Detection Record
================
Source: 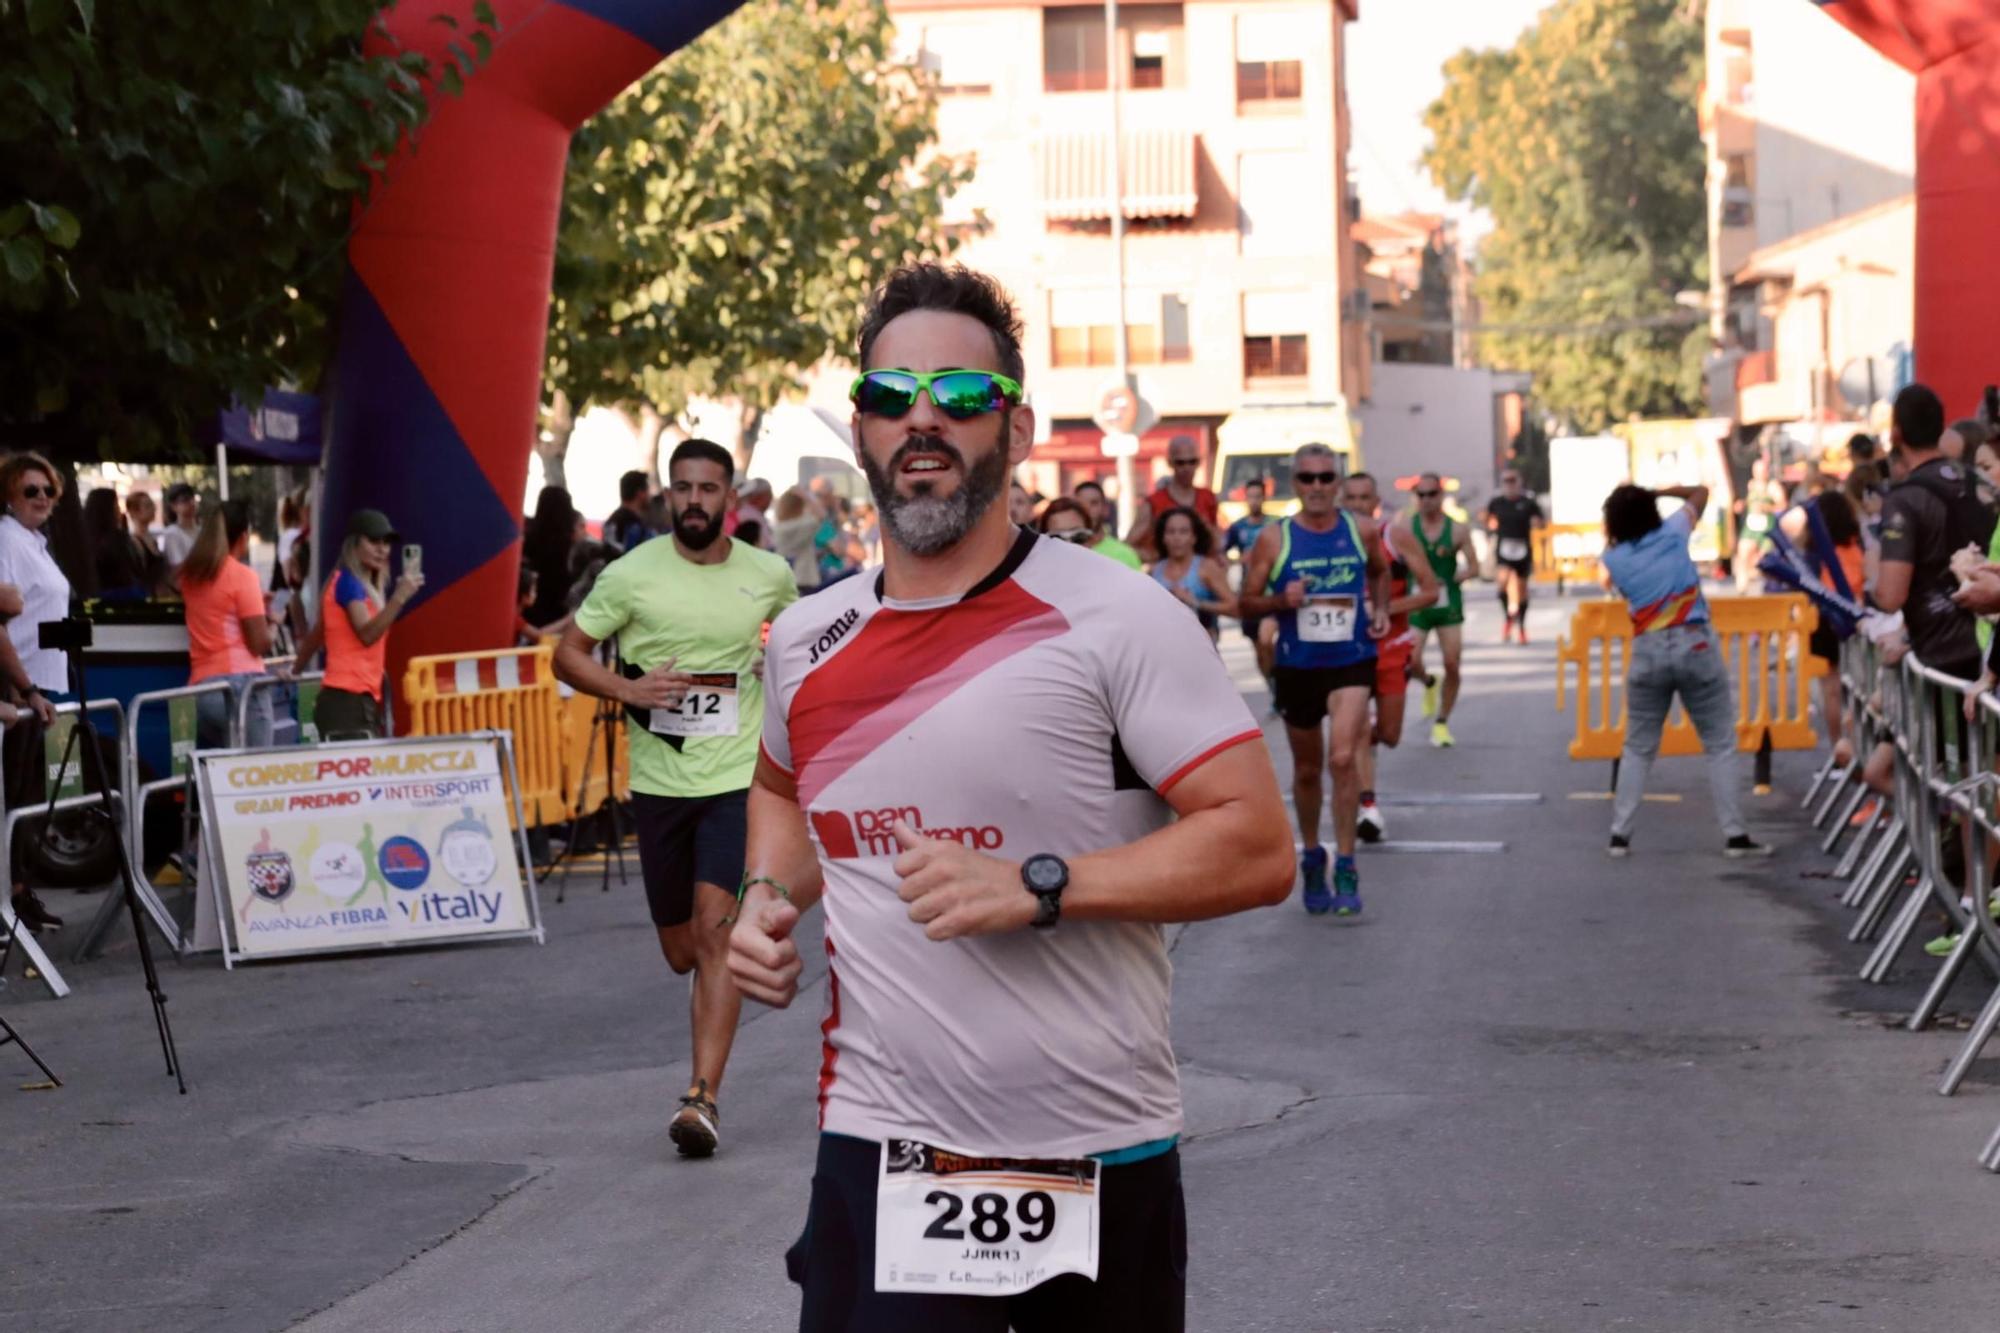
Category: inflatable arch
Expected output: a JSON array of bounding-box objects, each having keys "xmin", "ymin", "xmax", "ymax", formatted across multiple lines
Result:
[
  {"xmin": 1817, "ymin": 1, "xmax": 2000, "ymax": 416},
  {"xmin": 323, "ymin": 0, "xmax": 745, "ymax": 706}
]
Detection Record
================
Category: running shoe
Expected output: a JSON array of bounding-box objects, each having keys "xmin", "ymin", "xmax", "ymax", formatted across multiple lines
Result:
[
  {"xmin": 1357, "ymin": 801, "xmax": 1385, "ymax": 843},
  {"xmin": 1608, "ymin": 835, "xmax": 1631, "ymax": 858},
  {"xmin": 1723, "ymin": 835, "xmax": 1774, "ymax": 858},
  {"xmin": 1300, "ymin": 847, "xmax": 1332, "ymax": 915},
  {"xmin": 1430, "ymin": 720, "xmax": 1455, "ymax": 748},
  {"xmin": 1516, "ymin": 622, "xmax": 1530, "ymax": 646},
  {"xmin": 1332, "ymin": 861, "xmax": 1363, "ymax": 916},
  {"xmin": 1501, "ymin": 622, "xmax": 1515, "ymax": 644},
  {"xmin": 1421, "ymin": 676, "xmax": 1440, "ymax": 719},
  {"xmin": 11, "ymin": 889, "xmax": 62, "ymax": 932},
  {"xmin": 1848, "ymin": 799, "xmax": 1880, "ymax": 829},
  {"xmin": 669, "ymin": 1080, "xmax": 721, "ymax": 1158},
  {"xmin": 1925, "ymin": 931, "xmax": 1962, "ymax": 958}
]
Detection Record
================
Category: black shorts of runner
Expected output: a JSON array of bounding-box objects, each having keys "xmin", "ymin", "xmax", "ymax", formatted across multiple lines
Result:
[
  {"xmin": 1498, "ymin": 557, "xmax": 1534, "ymax": 581},
  {"xmin": 1273, "ymin": 662, "xmax": 1376, "ymax": 731},
  {"xmin": 788, "ymin": 1133, "xmax": 1186, "ymax": 1333},
  {"xmin": 1239, "ymin": 613, "xmax": 1268, "ymax": 644},
  {"xmin": 1808, "ymin": 623, "xmax": 1840, "ymax": 667},
  {"xmin": 631, "ymin": 790, "xmax": 747, "ymax": 928}
]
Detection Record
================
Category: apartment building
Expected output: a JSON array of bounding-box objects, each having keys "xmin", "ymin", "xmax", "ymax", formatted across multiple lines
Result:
[
  {"xmin": 1700, "ymin": 0, "xmax": 1915, "ymax": 447},
  {"xmin": 888, "ymin": 0, "xmax": 1366, "ymax": 498}
]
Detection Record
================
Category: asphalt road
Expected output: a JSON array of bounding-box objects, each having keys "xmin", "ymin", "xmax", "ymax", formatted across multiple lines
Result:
[{"xmin": 7, "ymin": 596, "xmax": 2000, "ymax": 1332}]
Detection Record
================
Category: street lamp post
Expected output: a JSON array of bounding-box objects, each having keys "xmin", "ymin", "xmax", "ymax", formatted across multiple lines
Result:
[{"xmin": 1106, "ymin": 0, "xmax": 1138, "ymax": 536}]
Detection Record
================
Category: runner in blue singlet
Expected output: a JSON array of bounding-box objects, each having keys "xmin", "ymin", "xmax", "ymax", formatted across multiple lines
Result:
[{"xmin": 1240, "ymin": 443, "xmax": 1392, "ymax": 917}]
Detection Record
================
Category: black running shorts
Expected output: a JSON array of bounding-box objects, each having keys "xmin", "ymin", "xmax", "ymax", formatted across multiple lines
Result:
[
  {"xmin": 788, "ymin": 1133, "xmax": 1186, "ymax": 1333},
  {"xmin": 1273, "ymin": 663, "xmax": 1376, "ymax": 731},
  {"xmin": 631, "ymin": 789, "xmax": 747, "ymax": 928}
]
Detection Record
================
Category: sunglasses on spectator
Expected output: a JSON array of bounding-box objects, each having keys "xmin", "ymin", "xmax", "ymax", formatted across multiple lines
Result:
[
  {"xmin": 1050, "ymin": 529, "xmax": 1094, "ymax": 544},
  {"xmin": 1295, "ymin": 471, "xmax": 1340, "ymax": 486},
  {"xmin": 1414, "ymin": 488, "xmax": 1441, "ymax": 498},
  {"xmin": 17, "ymin": 485, "xmax": 54, "ymax": 500},
  {"xmin": 1170, "ymin": 457, "xmax": 1199, "ymax": 468},
  {"xmin": 850, "ymin": 369, "xmax": 1023, "ymax": 421}
]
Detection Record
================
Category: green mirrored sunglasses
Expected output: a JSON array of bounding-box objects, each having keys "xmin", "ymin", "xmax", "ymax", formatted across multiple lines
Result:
[{"xmin": 850, "ymin": 369, "xmax": 1024, "ymax": 421}]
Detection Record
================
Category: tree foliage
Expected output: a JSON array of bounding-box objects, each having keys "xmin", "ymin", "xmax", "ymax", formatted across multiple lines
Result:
[
  {"xmin": 0, "ymin": 0, "xmax": 492, "ymax": 460},
  {"xmin": 545, "ymin": 0, "xmax": 970, "ymax": 467},
  {"xmin": 1423, "ymin": 0, "xmax": 1706, "ymax": 432}
]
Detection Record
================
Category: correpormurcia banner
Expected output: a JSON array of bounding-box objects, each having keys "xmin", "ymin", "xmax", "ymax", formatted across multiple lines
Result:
[{"xmin": 195, "ymin": 734, "xmax": 542, "ymax": 963}]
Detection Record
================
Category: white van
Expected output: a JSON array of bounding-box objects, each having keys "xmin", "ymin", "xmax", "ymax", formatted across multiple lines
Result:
[{"xmin": 1212, "ymin": 400, "xmax": 1360, "ymax": 526}]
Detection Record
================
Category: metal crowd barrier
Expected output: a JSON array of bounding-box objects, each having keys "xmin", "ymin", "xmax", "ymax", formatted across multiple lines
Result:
[
  {"xmin": 1807, "ymin": 635, "xmax": 2000, "ymax": 1170},
  {"xmin": 1555, "ymin": 595, "xmax": 1825, "ymax": 787}
]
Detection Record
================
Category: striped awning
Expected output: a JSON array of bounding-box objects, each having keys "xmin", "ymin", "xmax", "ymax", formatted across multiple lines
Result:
[{"xmin": 1040, "ymin": 129, "xmax": 1198, "ymax": 222}]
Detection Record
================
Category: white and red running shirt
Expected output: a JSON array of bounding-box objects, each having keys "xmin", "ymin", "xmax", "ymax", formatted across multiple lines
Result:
[{"xmin": 760, "ymin": 529, "xmax": 1261, "ymax": 1158}]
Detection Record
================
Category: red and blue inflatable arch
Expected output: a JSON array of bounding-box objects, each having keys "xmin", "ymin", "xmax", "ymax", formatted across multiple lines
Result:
[
  {"xmin": 323, "ymin": 0, "xmax": 744, "ymax": 708},
  {"xmin": 1815, "ymin": 1, "xmax": 2000, "ymax": 415}
]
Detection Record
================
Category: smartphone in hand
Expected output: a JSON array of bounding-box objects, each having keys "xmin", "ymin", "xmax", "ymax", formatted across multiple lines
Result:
[{"xmin": 403, "ymin": 544, "xmax": 423, "ymax": 580}]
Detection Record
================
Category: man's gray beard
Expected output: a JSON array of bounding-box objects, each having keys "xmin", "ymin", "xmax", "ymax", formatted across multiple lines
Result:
[{"xmin": 862, "ymin": 436, "xmax": 1010, "ymax": 558}]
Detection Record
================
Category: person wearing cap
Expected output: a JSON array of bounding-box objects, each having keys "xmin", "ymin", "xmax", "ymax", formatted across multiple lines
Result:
[
  {"xmin": 160, "ymin": 482, "xmax": 202, "ymax": 572},
  {"xmin": 294, "ymin": 509, "xmax": 423, "ymax": 739}
]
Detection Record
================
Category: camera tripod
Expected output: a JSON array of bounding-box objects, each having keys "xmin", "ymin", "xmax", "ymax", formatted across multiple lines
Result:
[
  {"xmin": 39, "ymin": 621, "xmax": 185, "ymax": 1093},
  {"xmin": 550, "ymin": 685, "xmax": 629, "ymax": 904}
]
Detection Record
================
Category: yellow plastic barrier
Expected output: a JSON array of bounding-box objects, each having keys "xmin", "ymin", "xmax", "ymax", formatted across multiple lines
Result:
[
  {"xmin": 1532, "ymin": 523, "xmax": 1607, "ymax": 588},
  {"xmin": 1555, "ymin": 595, "xmax": 1825, "ymax": 768},
  {"xmin": 403, "ymin": 646, "xmax": 567, "ymax": 827}
]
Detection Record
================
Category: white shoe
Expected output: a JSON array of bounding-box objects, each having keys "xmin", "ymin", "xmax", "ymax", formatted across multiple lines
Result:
[{"xmin": 1357, "ymin": 802, "xmax": 1385, "ymax": 844}]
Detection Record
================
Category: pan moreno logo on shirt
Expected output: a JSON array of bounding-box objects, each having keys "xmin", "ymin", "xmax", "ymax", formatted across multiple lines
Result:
[{"xmin": 809, "ymin": 805, "xmax": 1006, "ymax": 859}]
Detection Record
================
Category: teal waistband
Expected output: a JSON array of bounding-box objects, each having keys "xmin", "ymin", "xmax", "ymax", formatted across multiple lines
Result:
[
  {"xmin": 1091, "ymin": 1135, "xmax": 1179, "ymax": 1167},
  {"xmin": 822, "ymin": 1131, "xmax": 1179, "ymax": 1167}
]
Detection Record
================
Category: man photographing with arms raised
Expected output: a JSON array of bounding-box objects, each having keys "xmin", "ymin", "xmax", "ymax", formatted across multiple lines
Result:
[{"xmin": 728, "ymin": 264, "xmax": 1293, "ymax": 1331}]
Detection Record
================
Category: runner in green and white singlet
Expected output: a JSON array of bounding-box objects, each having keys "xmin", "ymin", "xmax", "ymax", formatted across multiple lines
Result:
[{"xmin": 1404, "ymin": 473, "xmax": 1478, "ymax": 748}]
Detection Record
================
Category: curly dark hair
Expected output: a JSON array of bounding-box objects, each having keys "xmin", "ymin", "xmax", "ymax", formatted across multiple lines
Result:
[
  {"xmin": 1152, "ymin": 505, "xmax": 1211, "ymax": 558},
  {"xmin": 1602, "ymin": 485, "xmax": 1664, "ymax": 546},
  {"xmin": 858, "ymin": 263, "xmax": 1025, "ymax": 384}
]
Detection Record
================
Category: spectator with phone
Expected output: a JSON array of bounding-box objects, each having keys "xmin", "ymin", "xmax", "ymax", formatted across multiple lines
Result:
[
  {"xmin": 178, "ymin": 498, "xmax": 276, "ymax": 748},
  {"xmin": 291, "ymin": 509, "xmax": 423, "ymax": 740}
]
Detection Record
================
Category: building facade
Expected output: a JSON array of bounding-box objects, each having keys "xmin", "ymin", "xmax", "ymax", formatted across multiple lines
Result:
[
  {"xmin": 1700, "ymin": 0, "xmax": 1914, "ymax": 449},
  {"xmin": 887, "ymin": 0, "xmax": 1366, "ymax": 499}
]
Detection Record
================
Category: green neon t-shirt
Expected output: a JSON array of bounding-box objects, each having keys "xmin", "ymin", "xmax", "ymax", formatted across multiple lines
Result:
[{"xmin": 573, "ymin": 536, "xmax": 798, "ymax": 798}]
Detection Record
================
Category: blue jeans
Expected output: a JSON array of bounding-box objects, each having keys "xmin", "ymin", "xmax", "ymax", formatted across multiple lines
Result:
[
  {"xmin": 195, "ymin": 672, "xmax": 275, "ymax": 751},
  {"xmin": 1611, "ymin": 624, "xmax": 1745, "ymax": 840}
]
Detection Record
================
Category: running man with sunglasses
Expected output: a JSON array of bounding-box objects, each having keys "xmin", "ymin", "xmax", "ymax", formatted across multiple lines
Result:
[
  {"xmin": 1126, "ymin": 435, "xmax": 1221, "ymax": 560},
  {"xmin": 729, "ymin": 263, "xmax": 1293, "ymax": 1333},
  {"xmin": 1339, "ymin": 471, "xmax": 1440, "ymax": 842},
  {"xmin": 1405, "ymin": 473, "xmax": 1478, "ymax": 747},
  {"xmin": 1240, "ymin": 444, "xmax": 1393, "ymax": 915}
]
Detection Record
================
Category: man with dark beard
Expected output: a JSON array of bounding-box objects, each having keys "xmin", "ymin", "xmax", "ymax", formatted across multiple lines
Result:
[
  {"xmin": 554, "ymin": 438, "xmax": 797, "ymax": 1158},
  {"xmin": 728, "ymin": 264, "xmax": 1293, "ymax": 1331}
]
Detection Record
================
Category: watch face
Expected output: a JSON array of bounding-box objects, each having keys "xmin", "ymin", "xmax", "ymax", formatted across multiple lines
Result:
[{"xmin": 1024, "ymin": 855, "xmax": 1066, "ymax": 893}]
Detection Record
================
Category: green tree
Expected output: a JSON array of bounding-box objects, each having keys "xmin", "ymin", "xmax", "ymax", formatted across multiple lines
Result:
[
  {"xmin": 1423, "ymin": 0, "xmax": 1706, "ymax": 433},
  {"xmin": 542, "ymin": 0, "xmax": 970, "ymax": 482},
  {"xmin": 0, "ymin": 0, "xmax": 493, "ymax": 461}
]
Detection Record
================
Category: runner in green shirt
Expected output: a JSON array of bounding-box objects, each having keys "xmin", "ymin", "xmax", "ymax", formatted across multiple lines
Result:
[
  {"xmin": 556, "ymin": 439, "xmax": 797, "ymax": 1158},
  {"xmin": 1404, "ymin": 473, "xmax": 1478, "ymax": 747}
]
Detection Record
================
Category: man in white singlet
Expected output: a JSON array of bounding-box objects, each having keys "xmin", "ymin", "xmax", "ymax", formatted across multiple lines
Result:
[{"xmin": 727, "ymin": 263, "xmax": 1293, "ymax": 1332}]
